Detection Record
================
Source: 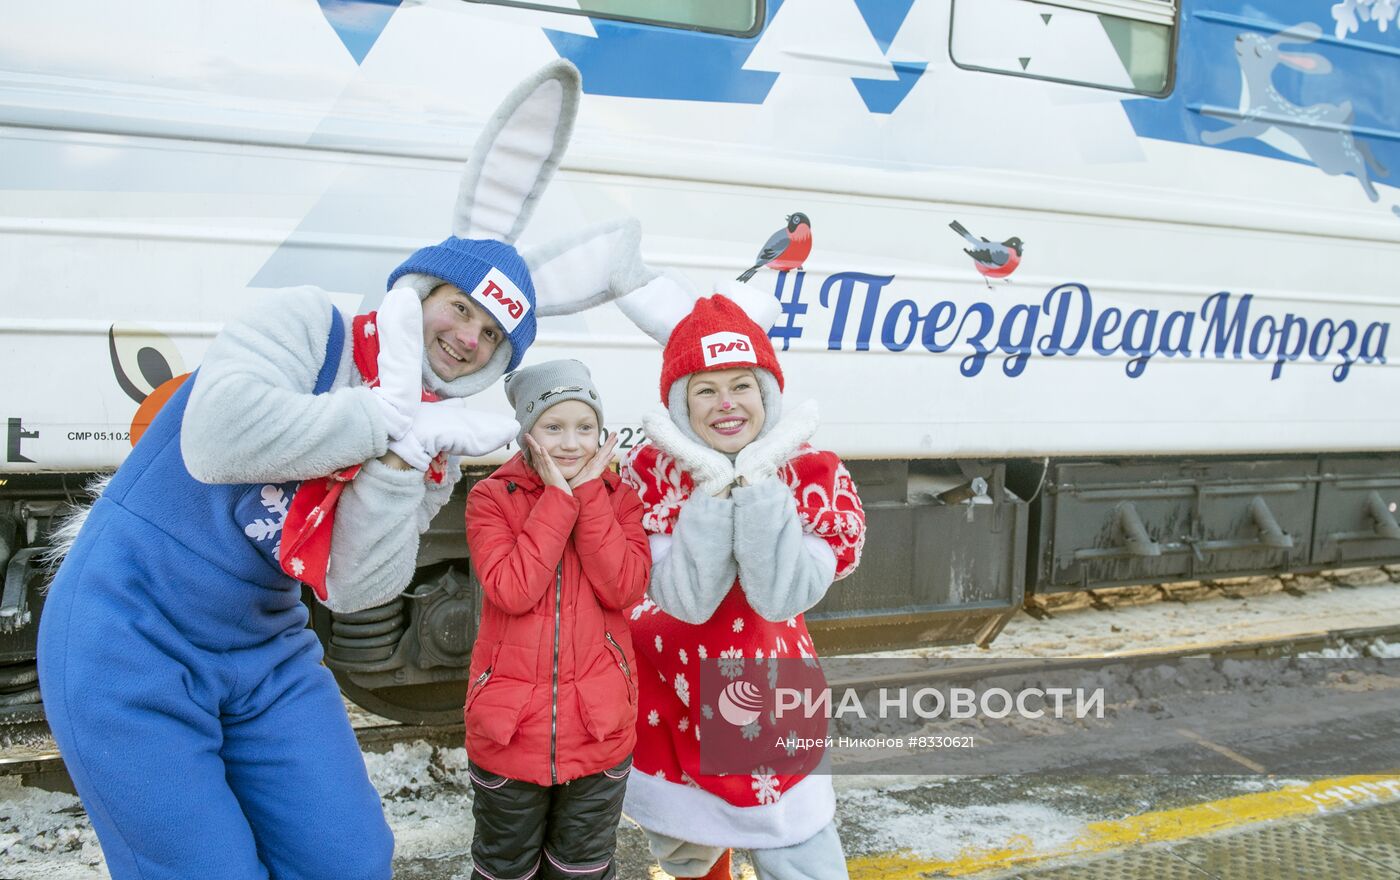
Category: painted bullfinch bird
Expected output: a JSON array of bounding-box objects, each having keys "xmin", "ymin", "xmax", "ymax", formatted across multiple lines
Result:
[
  {"xmin": 950, "ymin": 219, "xmax": 1023, "ymax": 287},
  {"xmin": 737, "ymin": 212, "xmax": 812, "ymax": 281}
]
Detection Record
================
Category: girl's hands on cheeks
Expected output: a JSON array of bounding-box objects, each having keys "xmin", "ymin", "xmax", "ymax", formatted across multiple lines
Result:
[
  {"xmin": 567, "ymin": 434, "xmax": 619, "ymax": 490},
  {"xmin": 525, "ymin": 435, "xmax": 572, "ymax": 495}
]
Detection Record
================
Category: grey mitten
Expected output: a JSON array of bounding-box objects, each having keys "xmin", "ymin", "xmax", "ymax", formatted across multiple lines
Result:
[{"xmin": 733, "ymin": 400, "xmax": 819, "ymax": 485}]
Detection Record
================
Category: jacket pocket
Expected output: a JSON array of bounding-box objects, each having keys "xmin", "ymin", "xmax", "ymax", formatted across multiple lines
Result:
[
  {"xmin": 577, "ymin": 634, "xmax": 636, "ymax": 742},
  {"xmin": 464, "ymin": 643, "xmax": 501, "ymax": 712},
  {"xmin": 604, "ymin": 631, "xmax": 637, "ymax": 706}
]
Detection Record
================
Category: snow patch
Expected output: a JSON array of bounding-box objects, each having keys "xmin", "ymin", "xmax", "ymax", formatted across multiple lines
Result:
[{"xmin": 838, "ymin": 784, "xmax": 1085, "ymax": 861}]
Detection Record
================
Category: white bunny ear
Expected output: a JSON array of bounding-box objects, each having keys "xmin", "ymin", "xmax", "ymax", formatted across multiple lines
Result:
[
  {"xmin": 615, "ymin": 270, "xmax": 703, "ymax": 345},
  {"xmin": 454, "ymin": 59, "xmax": 581, "ymax": 244},
  {"xmin": 712, "ymin": 278, "xmax": 782, "ymax": 330},
  {"xmin": 525, "ymin": 217, "xmax": 657, "ymax": 317}
]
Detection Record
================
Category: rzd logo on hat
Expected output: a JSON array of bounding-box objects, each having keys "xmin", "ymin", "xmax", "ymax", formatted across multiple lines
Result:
[
  {"xmin": 700, "ymin": 332, "xmax": 753, "ymax": 367},
  {"xmin": 471, "ymin": 267, "xmax": 531, "ymax": 333}
]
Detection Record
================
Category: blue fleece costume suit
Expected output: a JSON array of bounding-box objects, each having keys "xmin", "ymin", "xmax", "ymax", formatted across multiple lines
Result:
[{"xmin": 38, "ymin": 300, "xmax": 402, "ymax": 880}]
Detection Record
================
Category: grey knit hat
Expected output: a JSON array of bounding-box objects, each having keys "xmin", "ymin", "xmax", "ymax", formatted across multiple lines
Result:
[{"xmin": 504, "ymin": 359, "xmax": 604, "ymax": 449}]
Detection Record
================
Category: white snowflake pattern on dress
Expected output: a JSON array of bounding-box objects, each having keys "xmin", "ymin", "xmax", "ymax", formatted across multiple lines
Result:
[
  {"xmin": 655, "ymin": 635, "xmax": 663, "ymax": 653},
  {"xmin": 678, "ymin": 717, "xmax": 690, "ymax": 733},
  {"xmin": 364, "ymin": 321, "xmax": 377, "ymax": 337},
  {"xmin": 631, "ymin": 596, "xmax": 657, "ymax": 621},
  {"xmin": 718, "ymin": 648, "xmax": 745, "ymax": 679},
  {"xmin": 732, "ymin": 618, "xmax": 745, "ymax": 633},
  {"xmin": 751, "ymin": 768, "xmax": 780, "ymax": 805},
  {"xmin": 678, "ymin": 648, "xmax": 688, "ymax": 665},
  {"xmin": 674, "ymin": 672, "xmax": 690, "ymax": 707},
  {"xmin": 647, "ymin": 709, "xmax": 660, "ymax": 726},
  {"xmin": 697, "ymin": 645, "xmax": 708, "ymax": 660}
]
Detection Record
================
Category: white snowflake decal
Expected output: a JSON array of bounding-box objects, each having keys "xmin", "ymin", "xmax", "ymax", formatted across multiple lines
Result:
[
  {"xmin": 242, "ymin": 484, "xmax": 290, "ymax": 556},
  {"xmin": 678, "ymin": 648, "xmax": 688, "ymax": 665},
  {"xmin": 741, "ymin": 721, "xmax": 761, "ymax": 741},
  {"xmin": 364, "ymin": 321, "xmax": 377, "ymax": 337},
  {"xmin": 647, "ymin": 709, "xmax": 660, "ymax": 727},
  {"xmin": 718, "ymin": 648, "xmax": 745, "ymax": 679},
  {"xmin": 678, "ymin": 717, "xmax": 690, "ymax": 733},
  {"xmin": 697, "ymin": 645, "xmax": 708, "ymax": 660},
  {"xmin": 674, "ymin": 672, "xmax": 690, "ymax": 707},
  {"xmin": 701, "ymin": 704, "xmax": 714, "ymax": 720},
  {"xmin": 289, "ymin": 557, "xmax": 306, "ymax": 578},
  {"xmin": 655, "ymin": 635, "xmax": 663, "ymax": 653},
  {"xmin": 751, "ymin": 768, "xmax": 780, "ymax": 805},
  {"xmin": 732, "ymin": 617, "xmax": 745, "ymax": 633}
]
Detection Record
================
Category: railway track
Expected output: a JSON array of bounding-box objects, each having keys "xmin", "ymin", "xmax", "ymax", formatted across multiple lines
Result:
[{"xmin": 5, "ymin": 620, "xmax": 1398, "ymax": 791}]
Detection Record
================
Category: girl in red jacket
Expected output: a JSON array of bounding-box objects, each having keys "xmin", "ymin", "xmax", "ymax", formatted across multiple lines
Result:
[{"xmin": 463, "ymin": 359, "xmax": 651, "ymax": 880}]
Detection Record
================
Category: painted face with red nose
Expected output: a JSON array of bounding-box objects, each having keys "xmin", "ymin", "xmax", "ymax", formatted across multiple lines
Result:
[
  {"xmin": 421, "ymin": 283, "xmax": 503, "ymax": 381},
  {"xmin": 686, "ymin": 367, "xmax": 765, "ymax": 454}
]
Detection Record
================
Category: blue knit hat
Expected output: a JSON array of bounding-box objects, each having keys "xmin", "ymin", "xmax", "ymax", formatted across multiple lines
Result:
[{"xmin": 387, "ymin": 237, "xmax": 537, "ymax": 372}]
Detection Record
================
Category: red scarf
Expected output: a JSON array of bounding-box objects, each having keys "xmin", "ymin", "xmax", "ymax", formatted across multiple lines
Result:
[{"xmin": 279, "ymin": 312, "xmax": 445, "ymax": 599}]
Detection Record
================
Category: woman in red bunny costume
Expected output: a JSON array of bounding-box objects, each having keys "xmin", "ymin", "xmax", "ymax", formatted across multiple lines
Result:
[{"xmin": 615, "ymin": 280, "xmax": 866, "ymax": 880}]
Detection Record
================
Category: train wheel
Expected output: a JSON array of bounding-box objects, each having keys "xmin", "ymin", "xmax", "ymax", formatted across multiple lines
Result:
[{"xmin": 331, "ymin": 672, "xmax": 467, "ymax": 727}]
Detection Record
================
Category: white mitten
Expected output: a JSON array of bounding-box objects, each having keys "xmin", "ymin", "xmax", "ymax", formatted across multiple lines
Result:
[
  {"xmin": 412, "ymin": 399, "xmax": 521, "ymax": 459},
  {"xmin": 388, "ymin": 432, "xmax": 433, "ymax": 472},
  {"xmin": 370, "ymin": 288, "xmax": 425, "ymax": 441},
  {"xmin": 641, "ymin": 409, "xmax": 735, "ymax": 496},
  {"xmin": 734, "ymin": 400, "xmax": 820, "ymax": 485}
]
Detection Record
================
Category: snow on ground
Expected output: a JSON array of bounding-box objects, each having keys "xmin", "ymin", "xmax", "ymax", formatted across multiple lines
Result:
[
  {"xmin": 0, "ymin": 778, "xmax": 106, "ymax": 878},
  {"xmin": 835, "ymin": 781, "xmax": 1085, "ymax": 861},
  {"xmin": 875, "ymin": 570, "xmax": 1400, "ymax": 660}
]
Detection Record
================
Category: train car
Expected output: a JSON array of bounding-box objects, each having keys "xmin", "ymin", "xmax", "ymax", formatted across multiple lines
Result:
[{"xmin": 2, "ymin": 0, "xmax": 1398, "ymax": 722}]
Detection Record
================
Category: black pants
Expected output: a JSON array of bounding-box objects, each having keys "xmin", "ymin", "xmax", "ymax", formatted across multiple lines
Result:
[{"xmin": 468, "ymin": 757, "xmax": 631, "ymax": 880}]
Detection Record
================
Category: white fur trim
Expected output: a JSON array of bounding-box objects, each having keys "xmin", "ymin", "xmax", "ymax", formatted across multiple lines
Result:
[
  {"xmin": 454, "ymin": 60, "xmax": 580, "ymax": 244},
  {"xmin": 39, "ymin": 473, "xmax": 113, "ymax": 571},
  {"xmin": 648, "ymin": 533, "xmax": 673, "ymax": 565},
  {"xmin": 623, "ymin": 766, "xmax": 836, "ymax": 849},
  {"xmin": 641, "ymin": 408, "xmax": 734, "ymax": 495},
  {"xmin": 616, "ymin": 271, "xmax": 701, "ymax": 345},
  {"xmin": 734, "ymin": 400, "xmax": 820, "ymax": 484},
  {"xmin": 802, "ymin": 535, "xmax": 838, "ymax": 583},
  {"xmin": 712, "ymin": 278, "xmax": 782, "ymax": 330}
]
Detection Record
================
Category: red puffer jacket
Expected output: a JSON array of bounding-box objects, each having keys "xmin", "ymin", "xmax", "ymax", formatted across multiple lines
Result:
[{"xmin": 464, "ymin": 452, "xmax": 650, "ymax": 786}]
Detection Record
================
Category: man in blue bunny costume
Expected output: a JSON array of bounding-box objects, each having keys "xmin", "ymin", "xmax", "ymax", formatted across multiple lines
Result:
[{"xmin": 37, "ymin": 60, "xmax": 665, "ymax": 880}]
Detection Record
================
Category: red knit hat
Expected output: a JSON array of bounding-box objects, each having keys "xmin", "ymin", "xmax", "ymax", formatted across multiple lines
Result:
[{"xmin": 659, "ymin": 295, "xmax": 784, "ymax": 403}]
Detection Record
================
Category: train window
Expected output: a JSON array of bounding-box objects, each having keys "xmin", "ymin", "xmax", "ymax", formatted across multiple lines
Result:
[
  {"xmin": 950, "ymin": 0, "xmax": 1176, "ymax": 97},
  {"xmin": 465, "ymin": 0, "xmax": 762, "ymax": 36}
]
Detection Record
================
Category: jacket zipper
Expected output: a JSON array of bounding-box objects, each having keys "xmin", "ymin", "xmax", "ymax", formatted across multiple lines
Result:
[
  {"xmin": 605, "ymin": 631, "xmax": 635, "ymax": 702},
  {"xmin": 551, "ymin": 563, "xmax": 562, "ymax": 785}
]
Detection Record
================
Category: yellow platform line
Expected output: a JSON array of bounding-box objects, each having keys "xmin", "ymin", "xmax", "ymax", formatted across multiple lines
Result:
[{"xmin": 847, "ymin": 774, "xmax": 1400, "ymax": 879}]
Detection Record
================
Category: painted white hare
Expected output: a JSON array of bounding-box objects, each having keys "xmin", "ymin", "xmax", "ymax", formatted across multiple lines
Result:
[{"xmin": 1202, "ymin": 22, "xmax": 1387, "ymax": 202}]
